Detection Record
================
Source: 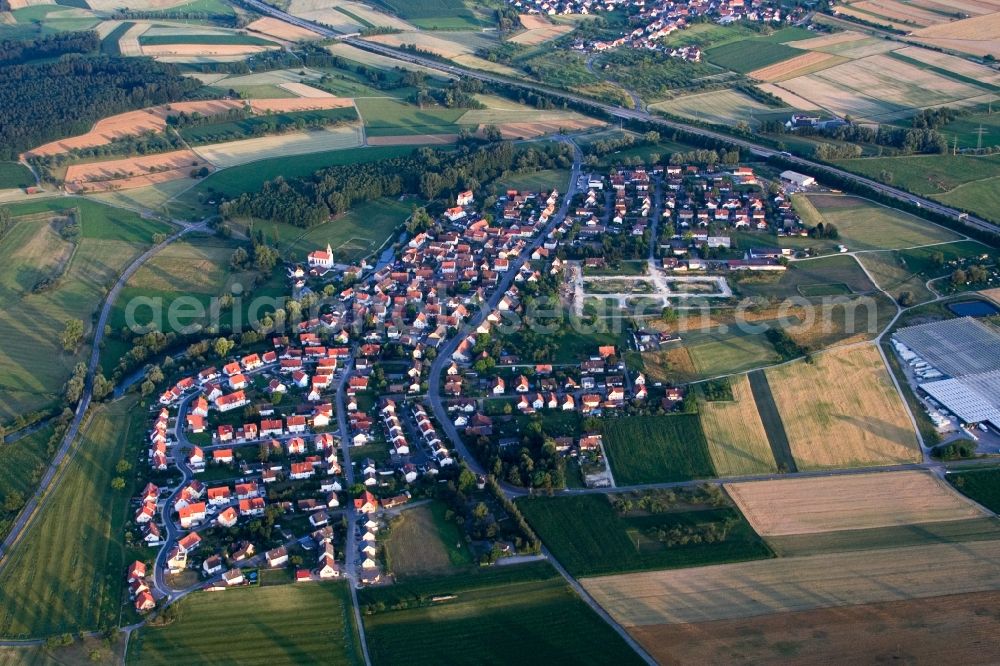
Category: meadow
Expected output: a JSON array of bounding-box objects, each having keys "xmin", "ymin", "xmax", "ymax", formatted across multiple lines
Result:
[
  {"xmin": 193, "ymin": 124, "xmax": 364, "ymax": 169},
  {"xmin": 0, "ymin": 199, "xmax": 169, "ymax": 421},
  {"xmin": 602, "ymin": 414, "xmax": 716, "ymax": 484},
  {"xmin": 698, "ymin": 374, "xmax": 778, "ymax": 476},
  {"xmin": 0, "ymin": 399, "xmax": 144, "ymax": 638},
  {"xmin": 384, "ymin": 502, "xmax": 472, "ymax": 577},
  {"xmin": 649, "ymin": 89, "xmax": 788, "ymax": 127},
  {"xmin": 179, "ymin": 107, "xmax": 358, "ymax": 145},
  {"xmin": 735, "ymin": 254, "xmax": 876, "ymax": 300},
  {"xmin": 764, "ymin": 345, "xmax": 921, "ymax": 470},
  {"xmin": 497, "ymin": 169, "xmax": 570, "ymax": 193},
  {"xmin": 355, "ymin": 97, "xmax": 465, "ymax": 137},
  {"xmin": 0, "ymin": 423, "xmax": 56, "ymax": 539},
  {"xmin": 359, "ymin": 563, "xmax": 643, "ymax": 665},
  {"xmin": 139, "ymin": 33, "xmax": 278, "ymax": 46},
  {"xmin": 0, "ymin": 162, "xmax": 33, "ymax": 190},
  {"xmin": 371, "ymin": 0, "xmax": 482, "ymax": 29},
  {"xmin": 858, "ymin": 251, "xmax": 936, "ymax": 303},
  {"xmin": 127, "ymin": 583, "xmax": 364, "ymax": 665},
  {"xmin": 516, "ymin": 494, "xmax": 773, "ymax": 577}
]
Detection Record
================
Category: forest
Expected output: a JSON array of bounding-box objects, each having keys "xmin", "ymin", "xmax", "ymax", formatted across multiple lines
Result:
[
  {"xmin": 0, "ymin": 31, "xmax": 99, "ymax": 66},
  {"xmin": 0, "ymin": 55, "xmax": 199, "ymax": 159},
  {"xmin": 221, "ymin": 141, "xmax": 573, "ymax": 227}
]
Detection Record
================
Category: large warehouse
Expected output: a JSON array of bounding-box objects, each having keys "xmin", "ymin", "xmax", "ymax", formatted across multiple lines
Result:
[{"xmin": 892, "ymin": 317, "xmax": 1000, "ymax": 429}]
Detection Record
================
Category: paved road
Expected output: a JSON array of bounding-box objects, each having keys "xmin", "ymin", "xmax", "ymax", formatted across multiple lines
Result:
[{"xmin": 0, "ymin": 222, "xmax": 200, "ymax": 570}]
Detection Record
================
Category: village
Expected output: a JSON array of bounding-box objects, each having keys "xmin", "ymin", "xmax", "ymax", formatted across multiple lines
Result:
[{"xmin": 125, "ymin": 158, "xmax": 820, "ymax": 615}]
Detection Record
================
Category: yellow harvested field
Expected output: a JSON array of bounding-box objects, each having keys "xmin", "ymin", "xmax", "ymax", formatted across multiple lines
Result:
[
  {"xmin": 245, "ymin": 16, "xmax": 322, "ymax": 41},
  {"xmin": 366, "ymin": 134, "xmax": 459, "ymax": 145},
  {"xmin": 363, "ymin": 31, "xmax": 471, "ymax": 57},
  {"xmin": 509, "ymin": 14, "xmax": 573, "ymax": 45},
  {"xmin": 834, "ymin": 6, "xmax": 915, "ymax": 31},
  {"xmin": 93, "ymin": 19, "xmax": 124, "ymax": 39},
  {"xmin": 193, "ymin": 124, "xmax": 363, "ymax": 168},
  {"xmin": 725, "ymin": 471, "xmax": 986, "ymax": 537},
  {"xmin": 813, "ymin": 35, "xmax": 902, "ymax": 58},
  {"xmin": 699, "ymin": 375, "xmax": 777, "ymax": 476},
  {"xmin": 749, "ymin": 51, "xmax": 846, "ymax": 82},
  {"xmin": 649, "ymin": 89, "xmax": 786, "ymax": 123},
  {"xmin": 852, "ymin": 0, "xmax": 949, "ymax": 27},
  {"xmin": 117, "ymin": 21, "xmax": 147, "ymax": 57},
  {"xmin": 765, "ymin": 345, "xmax": 920, "ymax": 469},
  {"xmin": 979, "ymin": 287, "xmax": 1000, "ymax": 305},
  {"xmin": 912, "ymin": 13, "xmax": 1000, "ymax": 57},
  {"xmin": 64, "ymin": 150, "xmax": 208, "ymax": 193},
  {"xmin": 755, "ymin": 83, "xmax": 821, "ymax": 110},
  {"xmin": 142, "ymin": 43, "xmax": 278, "ymax": 57},
  {"xmin": 249, "ymin": 97, "xmax": 352, "ymax": 113},
  {"xmin": 494, "ymin": 118, "xmax": 604, "ymax": 138},
  {"xmin": 909, "ymin": 0, "xmax": 1000, "ymax": 16},
  {"xmin": 894, "ymin": 45, "xmax": 1000, "ymax": 84},
  {"xmin": 26, "ymin": 100, "xmax": 246, "ymax": 157},
  {"xmin": 785, "ymin": 30, "xmax": 868, "ymax": 50},
  {"xmin": 457, "ymin": 108, "xmax": 589, "ymax": 125},
  {"xmin": 278, "ymin": 81, "xmax": 336, "ymax": 98},
  {"xmin": 582, "ymin": 539, "xmax": 1000, "ymax": 626}
]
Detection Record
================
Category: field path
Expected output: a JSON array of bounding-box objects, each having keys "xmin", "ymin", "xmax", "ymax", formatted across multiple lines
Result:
[{"xmin": 0, "ymin": 214, "xmax": 205, "ymax": 572}]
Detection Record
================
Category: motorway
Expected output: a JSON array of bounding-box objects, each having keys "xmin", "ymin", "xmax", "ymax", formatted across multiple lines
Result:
[{"xmin": 241, "ymin": 0, "xmax": 994, "ymax": 238}]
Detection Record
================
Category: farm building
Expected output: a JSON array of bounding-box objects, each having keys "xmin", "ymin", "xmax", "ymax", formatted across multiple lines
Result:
[{"xmin": 779, "ymin": 171, "xmax": 816, "ymax": 188}]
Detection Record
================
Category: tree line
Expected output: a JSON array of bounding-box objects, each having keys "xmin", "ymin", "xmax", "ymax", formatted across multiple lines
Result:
[{"xmin": 0, "ymin": 31, "xmax": 99, "ymax": 66}]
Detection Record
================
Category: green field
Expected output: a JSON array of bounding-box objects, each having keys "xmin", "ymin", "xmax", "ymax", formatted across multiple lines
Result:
[
  {"xmin": 948, "ymin": 468, "xmax": 1000, "ymax": 513},
  {"xmin": 517, "ymin": 494, "xmax": 773, "ymax": 577},
  {"xmin": 0, "ymin": 424, "xmax": 56, "ymax": 539},
  {"xmin": 178, "ymin": 107, "xmax": 358, "ymax": 145},
  {"xmin": 171, "ymin": 145, "xmax": 425, "ymax": 219},
  {"xmin": 834, "ymin": 153, "xmax": 1000, "ymax": 224},
  {"xmin": 373, "ymin": 0, "xmax": 482, "ymax": 29},
  {"xmin": 355, "ymin": 98, "xmax": 465, "ymax": 136},
  {"xmin": 139, "ymin": 33, "xmax": 277, "ymax": 46},
  {"xmin": 498, "ymin": 168, "xmax": 570, "ymax": 193},
  {"xmin": 705, "ymin": 39, "xmax": 802, "ymax": 73},
  {"xmin": 797, "ymin": 194, "xmax": 961, "ymax": 251},
  {"xmin": 941, "ymin": 111, "xmax": 1000, "ymax": 150},
  {"xmin": 0, "ymin": 399, "xmax": 144, "ymax": 638},
  {"xmin": 0, "ymin": 199, "xmax": 170, "ymax": 420},
  {"xmin": 127, "ymin": 583, "xmax": 364, "ymax": 665},
  {"xmin": 359, "ymin": 563, "xmax": 644, "ymax": 665},
  {"xmin": 858, "ymin": 251, "xmax": 936, "ymax": 304},
  {"xmin": 684, "ymin": 329, "xmax": 782, "ymax": 378},
  {"xmin": 230, "ymin": 196, "xmax": 411, "ymax": 264},
  {"xmin": 0, "ymin": 162, "xmax": 33, "ymax": 190},
  {"xmin": 602, "ymin": 414, "xmax": 716, "ymax": 485},
  {"xmin": 736, "ymin": 254, "xmax": 876, "ymax": 300}
]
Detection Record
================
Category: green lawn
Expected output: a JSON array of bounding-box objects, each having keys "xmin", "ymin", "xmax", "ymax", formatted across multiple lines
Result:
[
  {"xmin": 127, "ymin": 583, "xmax": 364, "ymax": 665},
  {"xmin": 941, "ymin": 111, "xmax": 1000, "ymax": 150},
  {"xmin": 948, "ymin": 468, "xmax": 1000, "ymax": 513},
  {"xmin": 355, "ymin": 98, "xmax": 465, "ymax": 137},
  {"xmin": 0, "ymin": 162, "xmax": 33, "ymax": 190},
  {"xmin": 684, "ymin": 329, "xmax": 782, "ymax": 378},
  {"xmin": 2, "ymin": 197, "xmax": 170, "ymax": 243},
  {"xmin": 0, "ymin": 399, "xmax": 144, "ymax": 638},
  {"xmin": 736, "ymin": 254, "xmax": 876, "ymax": 300},
  {"xmin": 359, "ymin": 563, "xmax": 644, "ymax": 665},
  {"xmin": 517, "ymin": 494, "xmax": 773, "ymax": 577},
  {"xmin": 603, "ymin": 414, "xmax": 716, "ymax": 484},
  {"xmin": 498, "ymin": 169, "xmax": 570, "ymax": 193},
  {"xmin": 171, "ymin": 145, "xmax": 425, "ymax": 219}
]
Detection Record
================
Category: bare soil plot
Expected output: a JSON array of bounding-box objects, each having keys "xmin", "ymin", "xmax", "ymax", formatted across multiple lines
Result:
[
  {"xmin": 980, "ymin": 287, "xmax": 1000, "ymax": 305},
  {"xmin": 64, "ymin": 149, "xmax": 207, "ymax": 193},
  {"xmin": 912, "ymin": 13, "xmax": 1000, "ymax": 57},
  {"xmin": 630, "ymin": 590, "xmax": 1000, "ymax": 666},
  {"xmin": 192, "ymin": 124, "xmax": 362, "ymax": 168},
  {"xmin": 748, "ymin": 51, "xmax": 846, "ymax": 82},
  {"xmin": 764, "ymin": 344, "xmax": 920, "ymax": 469},
  {"xmin": 726, "ymin": 471, "xmax": 986, "ymax": 537},
  {"xmin": 245, "ymin": 16, "xmax": 322, "ymax": 41},
  {"xmin": 699, "ymin": 375, "xmax": 778, "ymax": 476},
  {"xmin": 582, "ymin": 538, "xmax": 1000, "ymax": 626}
]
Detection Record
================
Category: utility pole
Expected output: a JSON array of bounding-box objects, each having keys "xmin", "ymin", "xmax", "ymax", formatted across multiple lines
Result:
[
  {"xmin": 953, "ymin": 134, "xmax": 958, "ymax": 156},
  {"xmin": 975, "ymin": 124, "xmax": 986, "ymax": 151}
]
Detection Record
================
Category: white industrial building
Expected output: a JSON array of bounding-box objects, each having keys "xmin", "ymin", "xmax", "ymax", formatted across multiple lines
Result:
[{"xmin": 779, "ymin": 170, "xmax": 816, "ymax": 188}]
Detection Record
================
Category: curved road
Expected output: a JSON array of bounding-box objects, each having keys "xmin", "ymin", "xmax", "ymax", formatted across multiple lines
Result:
[{"xmin": 0, "ymin": 221, "xmax": 200, "ymax": 569}]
